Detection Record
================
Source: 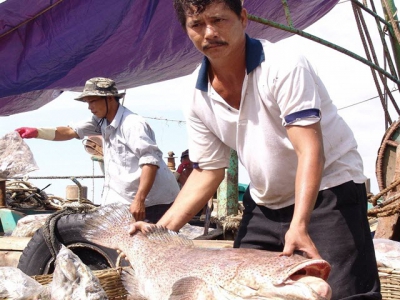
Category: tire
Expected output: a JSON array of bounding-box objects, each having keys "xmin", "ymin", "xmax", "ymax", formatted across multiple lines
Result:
[{"xmin": 17, "ymin": 212, "xmax": 130, "ymax": 276}]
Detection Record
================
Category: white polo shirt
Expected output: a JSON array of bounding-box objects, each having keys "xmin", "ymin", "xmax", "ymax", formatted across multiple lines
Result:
[
  {"xmin": 72, "ymin": 105, "xmax": 180, "ymax": 206},
  {"xmin": 186, "ymin": 35, "xmax": 366, "ymax": 209}
]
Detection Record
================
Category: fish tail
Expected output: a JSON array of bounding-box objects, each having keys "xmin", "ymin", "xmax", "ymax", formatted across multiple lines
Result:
[{"xmin": 81, "ymin": 203, "xmax": 133, "ymax": 249}]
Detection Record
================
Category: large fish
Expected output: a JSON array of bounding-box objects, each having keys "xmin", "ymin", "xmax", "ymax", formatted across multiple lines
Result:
[{"xmin": 81, "ymin": 203, "xmax": 332, "ymax": 300}]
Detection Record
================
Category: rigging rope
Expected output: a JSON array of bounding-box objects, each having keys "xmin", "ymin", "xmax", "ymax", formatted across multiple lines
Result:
[
  {"xmin": 42, "ymin": 177, "xmax": 98, "ymax": 259},
  {"xmin": 353, "ymin": 2, "xmax": 392, "ymax": 126}
]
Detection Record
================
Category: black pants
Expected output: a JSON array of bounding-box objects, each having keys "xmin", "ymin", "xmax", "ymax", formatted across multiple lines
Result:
[
  {"xmin": 234, "ymin": 181, "xmax": 381, "ymax": 300},
  {"xmin": 145, "ymin": 203, "xmax": 173, "ymax": 224}
]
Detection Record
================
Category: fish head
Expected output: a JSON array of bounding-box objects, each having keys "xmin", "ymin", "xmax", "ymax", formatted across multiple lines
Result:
[
  {"xmin": 280, "ymin": 257, "xmax": 331, "ymax": 282},
  {"xmin": 54, "ymin": 246, "xmax": 78, "ymax": 282},
  {"xmin": 266, "ymin": 255, "xmax": 332, "ymax": 299},
  {"xmin": 225, "ymin": 251, "xmax": 332, "ymax": 299}
]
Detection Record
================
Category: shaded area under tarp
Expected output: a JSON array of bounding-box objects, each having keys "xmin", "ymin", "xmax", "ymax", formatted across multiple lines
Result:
[{"xmin": 0, "ymin": 0, "xmax": 339, "ymax": 116}]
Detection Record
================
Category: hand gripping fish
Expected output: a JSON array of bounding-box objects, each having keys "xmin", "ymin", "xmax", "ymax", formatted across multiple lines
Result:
[{"xmin": 81, "ymin": 203, "xmax": 332, "ymax": 300}]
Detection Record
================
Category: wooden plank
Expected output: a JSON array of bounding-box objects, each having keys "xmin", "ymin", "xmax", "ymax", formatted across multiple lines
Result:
[
  {"xmin": 194, "ymin": 228, "xmax": 223, "ymax": 240},
  {"xmin": 0, "ymin": 235, "xmax": 233, "ymax": 251},
  {"xmin": 0, "ymin": 236, "xmax": 30, "ymax": 251},
  {"xmin": 0, "ymin": 250, "xmax": 22, "ymax": 267},
  {"xmin": 193, "ymin": 239, "xmax": 233, "ymax": 248}
]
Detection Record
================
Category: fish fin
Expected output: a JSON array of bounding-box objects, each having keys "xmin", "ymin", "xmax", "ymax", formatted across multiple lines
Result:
[
  {"xmin": 121, "ymin": 267, "xmax": 147, "ymax": 300},
  {"xmin": 81, "ymin": 203, "xmax": 133, "ymax": 249},
  {"xmin": 146, "ymin": 226, "xmax": 194, "ymax": 246},
  {"xmin": 169, "ymin": 276, "xmax": 214, "ymax": 300}
]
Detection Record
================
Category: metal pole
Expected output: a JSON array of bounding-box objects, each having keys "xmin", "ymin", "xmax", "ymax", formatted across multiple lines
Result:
[
  {"xmin": 381, "ymin": 0, "xmax": 400, "ymax": 76},
  {"xmin": 0, "ymin": 179, "xmax": 6, "ymax": 208},
  {"xmin": 217, "ymin": 149, "xmax": 239, "ymax": 218}
]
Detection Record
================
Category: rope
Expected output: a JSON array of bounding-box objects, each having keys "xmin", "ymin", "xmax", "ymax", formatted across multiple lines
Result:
[
  {"xmin": 368, "ymin": 195, "xmax": 400, "ymax": 218},
  {"xmin": 42, "ymin": 201, "xmax": 98, "ymax": 259},
  {"xmin": 352, "ymin": 3, "xmax": 393, "ymax": 126},
  {"xmin": 43, "ymin": 209, "xmax": 75, "ymax": 259},
  {"xmin": 41, "ymin": 177, "xmax": 98, "ymax": 259},
  {"xmin": 6, "ymin": 180, "xmax": 49, "ymax": 209},
  {"xmin": 210, "ymin": 209, "xmax": 244, "ymax": 238},
  {"xmin": 42, "ymin": 207, "xmax": 97, "ymax": 259},
  {"xmin": 368, "ymin": 178, "xmax": 400, "ymax": 218},
  {"xmin": 370, "ymin": 178, "xmax": 400, "ymax": 205}
]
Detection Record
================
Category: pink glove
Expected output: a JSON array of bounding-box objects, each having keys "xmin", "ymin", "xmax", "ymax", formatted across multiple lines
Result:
[{"xmin": 15, "ymin": 127, "xmax": 38, "ymax": 138}]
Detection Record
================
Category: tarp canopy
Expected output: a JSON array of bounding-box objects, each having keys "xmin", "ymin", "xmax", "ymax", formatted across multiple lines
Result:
[{"xmin": 0, "ymin": 0, "xmax": 339, "ymax": 116}]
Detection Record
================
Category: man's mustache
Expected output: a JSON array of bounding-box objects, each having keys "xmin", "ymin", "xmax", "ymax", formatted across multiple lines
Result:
[{"xmin": 203, "ymin": 41, "xmax": 228, "ymax": 50}]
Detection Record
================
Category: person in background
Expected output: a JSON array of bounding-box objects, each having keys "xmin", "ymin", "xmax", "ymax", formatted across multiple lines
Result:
[
  {"xmin": 174, "ymin": 149, "xmax": 193, "ymax": 188},
  {"xmin": 130, "ymin": 1, "xmax": 381, "ymax": 299},
  {"xmin": 15, "ymin": 77, "xmax": 180, "ymax": 223},
  {"xmin": 175, "ymin": 149, "xmax": 207, "ymax": 216}
]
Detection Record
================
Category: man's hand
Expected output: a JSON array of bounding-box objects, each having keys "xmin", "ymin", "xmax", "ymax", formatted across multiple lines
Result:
[
  {"xmin": 128, "ymin": 221, "xmax": 156, "ymax": 235},
  {"xmin": 281, "ymin": 226, "xmax": 321, "ymax": 259},
  {"xmin": 130, "ymin": 199, "xmax": 146, "ymax": 221},
  {"xmin": 15, "ymin": 127, "xmax": 38, "ymax": 138}
]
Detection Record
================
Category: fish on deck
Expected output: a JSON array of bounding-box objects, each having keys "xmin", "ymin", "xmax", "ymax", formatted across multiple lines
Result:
[
  {"xmin": 0, "ymin": 266, "xmax": 47, "ymax": 299},
  {"xmin": 81, "ymin": 203, "xmax": 332, "ymax": 300},
  {"xmin": 50, "ymin": 245, "xmax": 107, "ymax": 300},
  {"xmin": 0, "ymin": 246, "xmax": 107, "ymax": 300}
]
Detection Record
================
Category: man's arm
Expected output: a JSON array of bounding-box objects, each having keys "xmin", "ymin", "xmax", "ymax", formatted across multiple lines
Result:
[
  {"xmin": 157, "ymin": 168, "xmax": 225, "ymax": 231},
  {"xmin": 130, "ymin": 164, "xmax": 158, "ymax": 221},
  {"xmin": 283, "ymin": 121, "xmax": 325, "ymax": 259},
  {"xmin": 16, "ymin": 126, "xmax": 79, "ymax": 141},
  {"xmin": 54, "ymin": 126, "xmax": 80, "ymax": 140},
  {"xmin": 130, "ymin": 167, "xmax": 225, "ymax": 233}
]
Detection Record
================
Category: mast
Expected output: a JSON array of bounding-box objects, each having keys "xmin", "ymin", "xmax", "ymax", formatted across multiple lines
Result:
[{"xmin": 381, "ymin": 0, "xmax": 400, "ymax": 77}]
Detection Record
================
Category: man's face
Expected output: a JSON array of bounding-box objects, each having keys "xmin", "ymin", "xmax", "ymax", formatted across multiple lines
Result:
[
  {"xmin": 185, "ymin": 2, "xmax": 247, "ymax": 61},
  {"xmin": 83, "ymin": 96, "xmax": 107, "ymax": 118}
]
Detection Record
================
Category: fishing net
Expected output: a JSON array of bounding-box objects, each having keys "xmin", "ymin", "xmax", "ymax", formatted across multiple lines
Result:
[{"xmin": 0, "ymin": 131, "xmax": 38, "ymax": 179}]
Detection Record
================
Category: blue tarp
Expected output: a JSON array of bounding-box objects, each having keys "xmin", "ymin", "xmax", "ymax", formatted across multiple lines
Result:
[{"xmin": 0, "ymin": 0, "xmax": 339, "ymax": 116}]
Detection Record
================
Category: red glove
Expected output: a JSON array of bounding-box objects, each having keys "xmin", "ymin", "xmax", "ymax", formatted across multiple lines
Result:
[
  {"xmin": 15, "ymin": 127, "xmax": 38, "ymax": 138},
  {"xmin": 177, "ymin": 162, "xmax": 190, "ymax": 174}
]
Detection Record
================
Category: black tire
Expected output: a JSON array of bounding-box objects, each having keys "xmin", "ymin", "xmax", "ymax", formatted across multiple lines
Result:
[{"xmin": 17, "ymin": 212, "xmax": 130, "ymax": 276}]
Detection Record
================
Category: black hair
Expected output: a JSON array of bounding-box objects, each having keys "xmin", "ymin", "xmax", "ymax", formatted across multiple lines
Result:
[{"xmin": 173, "ymin": 0, "xmax": 243, "ymax": 30}]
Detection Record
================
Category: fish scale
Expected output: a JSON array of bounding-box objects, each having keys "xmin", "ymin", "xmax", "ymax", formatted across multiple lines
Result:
[{"xmin": 81, "ymin": 203, "xmax": 332, "ymax": 300}]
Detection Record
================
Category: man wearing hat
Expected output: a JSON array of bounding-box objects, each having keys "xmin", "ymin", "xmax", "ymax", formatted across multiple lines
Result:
[{"xmin": 15, "ymin": 77, "xmax": 180, "ymax": 223}]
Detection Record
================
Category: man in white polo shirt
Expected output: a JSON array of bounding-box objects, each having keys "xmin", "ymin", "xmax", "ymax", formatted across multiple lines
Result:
[
  {"xmin": 15, "ymin": 77, "xmax": 180, "ymax": 223},
  {"xmin": 130, "ymin": 0, "xmax": 381, "ymax": 299}
]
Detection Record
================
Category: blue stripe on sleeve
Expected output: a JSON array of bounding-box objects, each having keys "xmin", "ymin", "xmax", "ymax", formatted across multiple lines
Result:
[{"xmin": 284, "ymin": 108, "xmax": 321, "ymax": 125}]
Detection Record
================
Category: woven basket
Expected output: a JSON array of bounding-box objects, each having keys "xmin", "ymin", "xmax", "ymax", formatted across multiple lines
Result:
[
  {"xmin": 379, "ymin": 267, "xmax": 400, "ymax": 300},
  {"xmin": 32, "ymin": 267, "xmax": 129, "ymax": 300}
]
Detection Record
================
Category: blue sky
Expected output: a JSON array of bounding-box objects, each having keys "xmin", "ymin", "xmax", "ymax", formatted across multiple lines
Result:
[{"xmin": 1, "ymin": 1, "xmax": 399, "ymax": 204}]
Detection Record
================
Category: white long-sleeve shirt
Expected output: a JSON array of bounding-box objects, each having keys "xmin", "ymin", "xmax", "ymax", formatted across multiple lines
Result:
[{"xmin": 72, "ymin": 105, "xmax": 180, "ymax": 206}]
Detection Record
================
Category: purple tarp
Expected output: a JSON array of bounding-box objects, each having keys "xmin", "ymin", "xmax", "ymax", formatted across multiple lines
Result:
[{"xmin": 0, "ymin": 0, "xmax": 339, "ymax": 116}]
